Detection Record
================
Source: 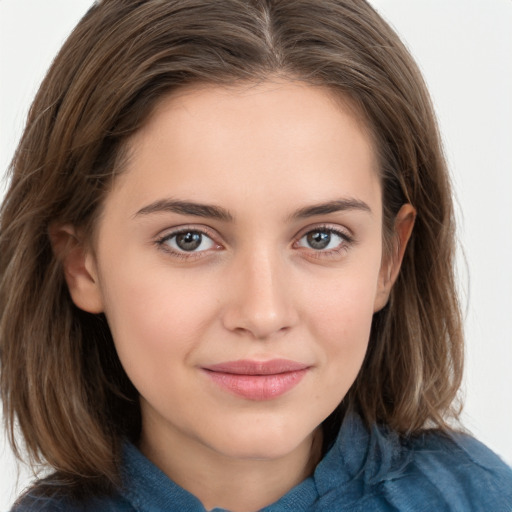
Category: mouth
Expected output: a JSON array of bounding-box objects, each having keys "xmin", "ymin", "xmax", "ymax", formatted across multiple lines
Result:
[{"xmin": 201, "ymin": 359, "xmax": 310, "ymax": 401}]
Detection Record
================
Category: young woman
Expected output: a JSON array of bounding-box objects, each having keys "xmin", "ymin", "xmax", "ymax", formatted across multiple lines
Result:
[{"xmin": 1, "ymin": 1, "xmax": 511, "ymax": 511}]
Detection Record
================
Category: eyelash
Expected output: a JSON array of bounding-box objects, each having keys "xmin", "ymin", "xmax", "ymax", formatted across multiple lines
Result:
[
  {"xmin": 155, "ymin": 226, "xmax": 221, "ymax": 260},
  {"xmin": 155, "ymin": 224, "xmax": 354, "ymax": 260},
  {"xmin": 294, "ymin": 225, "xmax": 354, "ymax": 259}
]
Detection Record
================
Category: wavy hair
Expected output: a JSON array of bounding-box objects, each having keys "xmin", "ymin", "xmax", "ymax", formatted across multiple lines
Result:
[{"xmin": 0, "ymin": 0, "xmax": 463, "ymax": 495}]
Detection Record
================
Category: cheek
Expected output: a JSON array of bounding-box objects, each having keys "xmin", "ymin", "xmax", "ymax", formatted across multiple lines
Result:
[
  {"xmin": 99, "ymin": 264, "xmax": 221, "ymax": 385},
  {"xmin": 306, "ymin": 261, "xmax": 379, "ymax": 340},
  {"xmin": 303, "ymin": 264, "xmax": 380, "ymax": 396},
  {"xmin": 314, "ymin": 289, "xmax": 374, "ymax": 368}
]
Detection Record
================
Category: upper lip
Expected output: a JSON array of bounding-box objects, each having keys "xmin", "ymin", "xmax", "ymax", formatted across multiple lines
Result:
[{"xmin": 202, "ymin": 359, "xmax": 310, "ymax": 375}]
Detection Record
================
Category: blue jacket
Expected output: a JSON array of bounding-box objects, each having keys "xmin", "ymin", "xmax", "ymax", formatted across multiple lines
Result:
[{"xmin": 12, "ymin": 413, "xmax": 512, "ymax": 511}]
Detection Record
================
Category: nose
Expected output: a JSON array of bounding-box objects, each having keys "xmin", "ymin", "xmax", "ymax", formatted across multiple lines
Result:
[{"xmin": 221, "ymin": 249, "xmax": 299, "ymax": 340}]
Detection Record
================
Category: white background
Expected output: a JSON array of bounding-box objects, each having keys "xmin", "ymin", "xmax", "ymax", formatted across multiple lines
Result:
[{"xmin": 1, "ymin": 1, "xmax": 511, "ymax": 510}]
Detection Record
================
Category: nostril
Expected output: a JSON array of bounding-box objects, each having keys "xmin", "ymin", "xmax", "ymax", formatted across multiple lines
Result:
[
  {"xmin": 221, "ymin": 296, "xmax": 298, "ymax": 340},
  {"xmin": 220, "ymin": 255, "xmax": 299, "ymax": 338}
]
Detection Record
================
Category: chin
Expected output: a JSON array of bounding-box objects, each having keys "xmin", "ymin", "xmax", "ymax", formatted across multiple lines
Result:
[{"xmin": 207, "ymin": 419, "xmax": 318, "ymax": 461}]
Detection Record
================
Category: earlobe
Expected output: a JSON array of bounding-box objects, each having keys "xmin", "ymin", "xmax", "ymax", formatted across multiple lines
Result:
[
  {"xmin": 49, "ymin": 224, "xmax": 104, "ymax": 314},
  {"xmin": 374, "ymin": 204, "xmax": 416, "ymax": 312}
]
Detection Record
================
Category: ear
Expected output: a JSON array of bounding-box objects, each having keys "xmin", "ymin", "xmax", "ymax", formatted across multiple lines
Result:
[
  {"xmin": 49, "ymin": 224, "xmax": 104, "ymax": 314},
  {"xmin": 374, "ymin": 204, "xmax": 416, "ymax": 312}
]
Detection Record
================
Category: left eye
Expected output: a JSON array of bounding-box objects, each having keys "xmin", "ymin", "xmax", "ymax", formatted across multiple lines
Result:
[
  {"xmin": 297, "ymin": 229, "xmax": 346, "ymax": 251},
  {"xmin": 162, "ymin": 230, "xmax": 216, "ymax": 252}
]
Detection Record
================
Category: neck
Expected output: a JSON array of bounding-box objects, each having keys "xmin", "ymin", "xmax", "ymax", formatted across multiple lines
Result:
[{"xmin": 139, "ymin": 422, "xmax": 323, "ymax": 512}]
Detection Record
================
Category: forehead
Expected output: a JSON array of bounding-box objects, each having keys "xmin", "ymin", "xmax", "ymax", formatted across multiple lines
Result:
[
  {"xmin": 134, "ymin": 80, "xmax": 373, "ymax": 159},
  {"xmin": 109, "ymin": 80, "xmax": 381, "ymax": 219}
]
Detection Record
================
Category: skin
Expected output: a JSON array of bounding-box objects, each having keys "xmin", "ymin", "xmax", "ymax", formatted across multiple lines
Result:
[{"xmin": 58, "ymin": 80, "xmax": 415, "ymax": 512}]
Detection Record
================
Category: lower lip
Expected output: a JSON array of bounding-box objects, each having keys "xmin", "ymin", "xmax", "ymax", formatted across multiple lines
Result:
[{"xmin": 203, "ymin": 369, "xmax": 308, "ymax": 400}]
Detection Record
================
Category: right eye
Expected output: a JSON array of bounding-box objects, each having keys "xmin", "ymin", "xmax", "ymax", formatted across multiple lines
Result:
[{"xmin": 157, "ymin": 228, "xmax": 219, "ymax": 256}]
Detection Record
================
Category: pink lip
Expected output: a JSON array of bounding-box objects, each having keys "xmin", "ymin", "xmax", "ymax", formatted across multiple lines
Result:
[{"xmin": 202, "ymin": 359, "xmax": 309, "ymax": 401}]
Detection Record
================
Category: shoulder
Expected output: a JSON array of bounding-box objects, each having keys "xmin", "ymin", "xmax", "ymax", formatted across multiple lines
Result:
[
  {"xmin": 10, "ymin": 485, "xmax": 135, "ymax": 512},
  {"xmin": 315, "ymin": 414, "xmax": 512, "ymax": 511},
  {"xmin": 389, "ymin": 429, "xmax": 512, "ymax": 510}
]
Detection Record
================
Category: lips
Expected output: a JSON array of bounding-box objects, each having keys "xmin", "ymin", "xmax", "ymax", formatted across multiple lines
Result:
[{"xmin": 202, "ymin": 359, "xmax": 309, "ymax": 401}]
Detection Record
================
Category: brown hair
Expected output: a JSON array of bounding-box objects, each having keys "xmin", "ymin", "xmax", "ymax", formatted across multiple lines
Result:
[{"xmin": 0, "ymin": 0, "xmax": 463, "ymax": 496}]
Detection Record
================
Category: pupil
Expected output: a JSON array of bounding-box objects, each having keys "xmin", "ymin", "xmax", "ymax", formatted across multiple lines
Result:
[
  {"xmin": 307, "ymin": 231, "xmax": 330, "ymax": 250},
  {"xmin": 176, "ymin": 232, "xmax": 202, "ymax": 251}
]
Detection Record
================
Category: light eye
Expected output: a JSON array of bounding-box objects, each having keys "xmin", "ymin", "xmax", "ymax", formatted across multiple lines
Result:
[
  {"xmin": 297, "ymin": 229, "xmax": 346, "ymax": 251},
  {"xmin": 161, "ymin": 230, "xmax": 216, "ymax": 253}
]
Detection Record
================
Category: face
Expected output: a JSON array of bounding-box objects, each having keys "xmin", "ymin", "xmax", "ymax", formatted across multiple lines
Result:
[{"xmin": 66, "ymin": 80, "xmax": 407, "ymax": 465}]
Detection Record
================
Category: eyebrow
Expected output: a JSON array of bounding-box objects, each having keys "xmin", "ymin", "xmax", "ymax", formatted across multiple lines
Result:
[
  {"xmin": 134, "ymin": 197, "xmax": 371, "ymax": 222},
  {"xmin": 291, "ymin": 199, "xmax": 372, "ymax": 219},
  {"xmin": 135, "ymin": 199, "xmax": 234, "ymax": 222}
]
